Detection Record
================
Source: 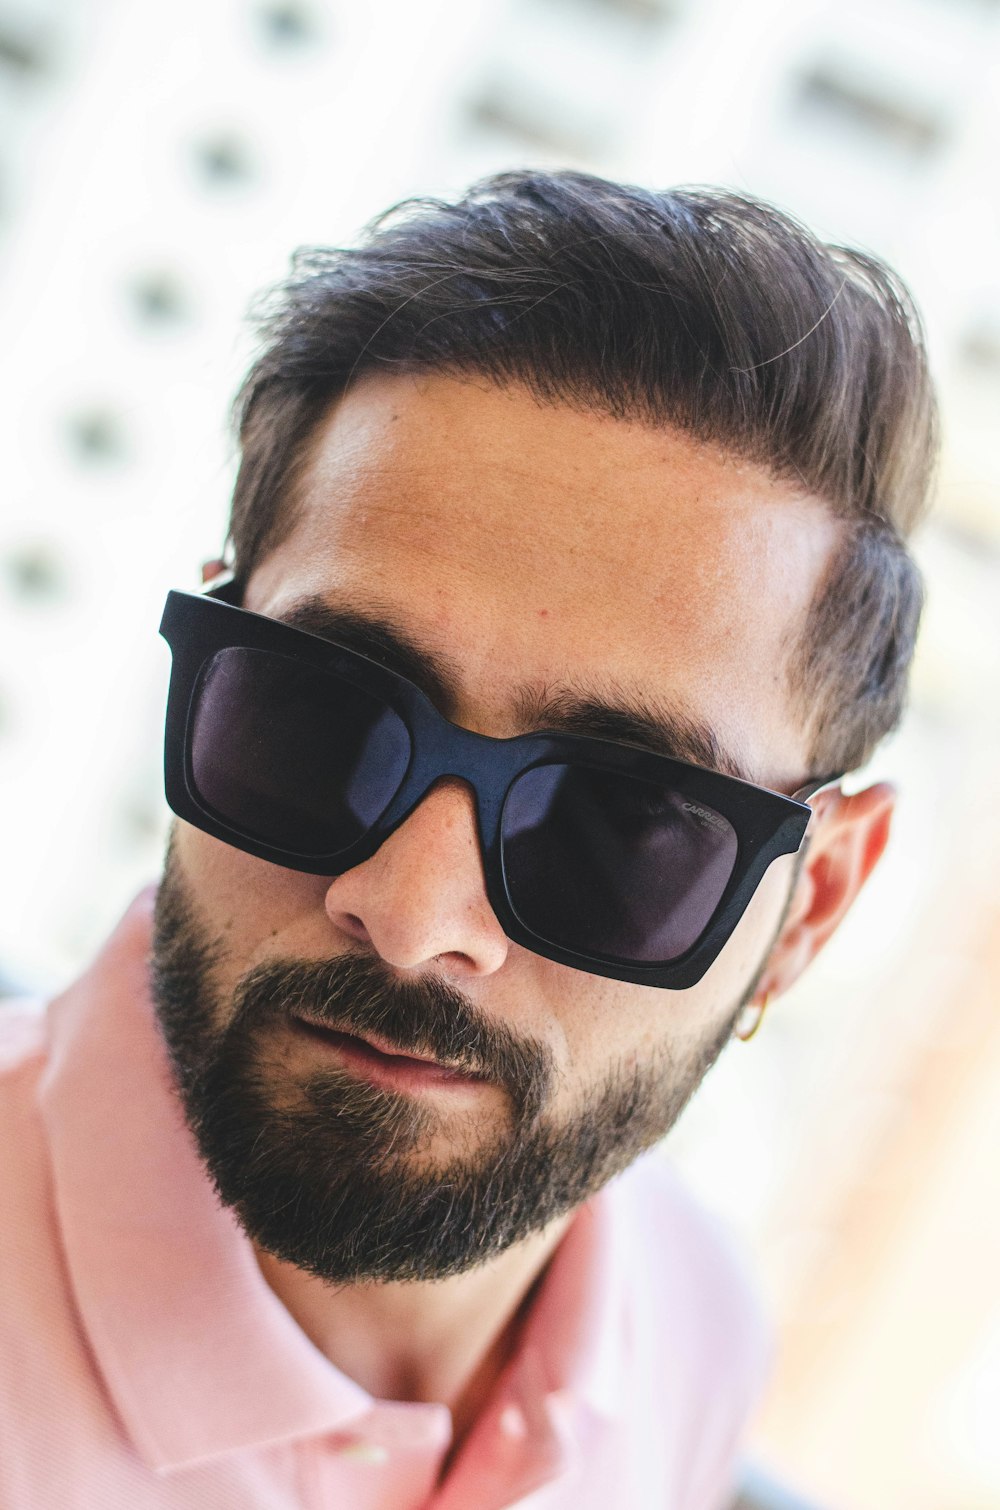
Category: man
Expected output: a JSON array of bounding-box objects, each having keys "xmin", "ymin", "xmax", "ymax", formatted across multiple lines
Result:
[{"xmin": 0, "ymin": 171, "xmax": 935, "ymax": 1508}]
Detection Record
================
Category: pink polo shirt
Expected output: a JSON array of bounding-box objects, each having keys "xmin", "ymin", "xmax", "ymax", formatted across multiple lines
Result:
[{"xmin": 0, "ymin": 891, "xmax": 769, "ymax": 1509}]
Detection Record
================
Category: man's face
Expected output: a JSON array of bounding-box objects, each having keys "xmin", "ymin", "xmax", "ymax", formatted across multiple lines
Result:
[{"xmin": 152, "ymin": 373, "xmax": 840, "ymax": 1283}]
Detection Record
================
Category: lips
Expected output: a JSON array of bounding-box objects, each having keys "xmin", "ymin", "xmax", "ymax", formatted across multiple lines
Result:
[{"xmin": 289, "ymin": 1012, "xmax": 487, "ymax": 1090}]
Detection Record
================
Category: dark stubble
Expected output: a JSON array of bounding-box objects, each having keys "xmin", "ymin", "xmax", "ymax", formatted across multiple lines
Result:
[{"xmin": 150, "ymin": 839, "xmax": 744, "ymax": 1285}]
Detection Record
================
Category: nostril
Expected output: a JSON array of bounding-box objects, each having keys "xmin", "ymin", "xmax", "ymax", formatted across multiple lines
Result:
[{"xmin": 338, "ymin": 912, "xmax": 371, "ymax": 944}]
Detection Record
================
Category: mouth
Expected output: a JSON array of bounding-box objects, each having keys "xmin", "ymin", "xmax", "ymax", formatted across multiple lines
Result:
[{"xmin": 288, "ymin": 1013, "xmax": 490, "ymax": 1095}]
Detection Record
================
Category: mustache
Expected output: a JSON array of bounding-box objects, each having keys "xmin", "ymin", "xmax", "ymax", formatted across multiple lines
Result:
[{"xmin": 230, "ymin": 952, "xmax": 554, "ymax": 1123}]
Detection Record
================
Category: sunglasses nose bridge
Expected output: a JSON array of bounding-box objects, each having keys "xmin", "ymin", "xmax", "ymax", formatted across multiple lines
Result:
[{"xmin": 400, "ymin": 718, "xmax": 527, "ymax": 834}]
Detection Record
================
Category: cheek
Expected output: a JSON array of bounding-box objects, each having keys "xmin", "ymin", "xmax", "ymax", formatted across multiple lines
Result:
[
  {"xmin": 173, "ymin": 825, "xmax": 330, "ymax": 979},
  {"xmin": 526, "ymin": 964, "xmax": 691, "ymax": 1096}
]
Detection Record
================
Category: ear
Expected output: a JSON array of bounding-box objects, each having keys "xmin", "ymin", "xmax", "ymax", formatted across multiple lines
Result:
[
  {"xmin": 754, "ymin": 781, "xmax": 896, "ymax": 1003},
  {"xmin": 200, "ymin": 557, "xmax": 229, "ymax": 585}
]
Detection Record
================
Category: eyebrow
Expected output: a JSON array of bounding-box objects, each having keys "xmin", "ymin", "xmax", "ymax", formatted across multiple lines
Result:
[{"xmin": 274, "ymin": 595, "xmax": 751, "ymax": 782}]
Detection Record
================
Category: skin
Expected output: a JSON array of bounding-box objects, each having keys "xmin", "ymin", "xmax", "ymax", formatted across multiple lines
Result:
[{"xmin": 172, "ymin": 371, "xmax": 894, "ymax": 1451}]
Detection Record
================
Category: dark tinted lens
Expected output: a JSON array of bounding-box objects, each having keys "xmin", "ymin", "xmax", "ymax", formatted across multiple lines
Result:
[
  {"xmin": 501, "ymin": 763, "xmax": 738, "ymax": 963},
  {"xmin": 188, "ymin": 647, "xmax": 411, "ymax": 856}
]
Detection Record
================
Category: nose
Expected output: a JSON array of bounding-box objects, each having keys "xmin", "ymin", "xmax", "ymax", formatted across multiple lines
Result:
[{"xmin": 323, "ymin": 778, "xmax": 510, "ymax": 979}]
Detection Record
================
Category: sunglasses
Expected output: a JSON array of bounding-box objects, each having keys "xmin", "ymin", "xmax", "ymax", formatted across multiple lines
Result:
[{"xmin": 159, "ymin": 578, "xmax": 835, "ymax": 989}]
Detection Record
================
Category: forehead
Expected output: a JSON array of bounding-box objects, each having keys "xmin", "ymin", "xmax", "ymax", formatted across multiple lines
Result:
[{"xmin": 246, "ymin": 373, "xmax": 840, "ymax": 788}]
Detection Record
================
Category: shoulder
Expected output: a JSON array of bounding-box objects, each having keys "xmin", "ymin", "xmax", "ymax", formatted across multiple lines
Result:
[
  {"xmin": 0, "ymin": 998, "xmax": 48, "ymax": 1092},
  {"xmin": 607, "ymin": 1152, "xmax": 772, "ymax": 1485},
  {"xmin": 0, "ymin": 997, "xmax": 55, "ymax": 1228},
  {"xmin": 0, "ymin": 1000, "xmax": 50, "ymax": 1178},
  {"xmin": 619, "ymin": 1147, "xmax": 767, "ymax": 1352},
  {"xmin": 0, "ymin": 996, "xmax": 62, "ymax": 1322},
  {"xmin": 0, "ymin": 998, "xmax": 60, "ymax": 1278},
  {"xmin": 0, "ymin": 997, "xmax": 112, "ymax": 1509},
  {"xmin": 585, "ymin": 1155, "xmax": 773, "ymax": 1507}
]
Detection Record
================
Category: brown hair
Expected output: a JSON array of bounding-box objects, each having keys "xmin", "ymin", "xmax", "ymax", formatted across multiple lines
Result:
[{"xmin": 228, "ymin": 169, "xmax": 937, "ymax": 775}]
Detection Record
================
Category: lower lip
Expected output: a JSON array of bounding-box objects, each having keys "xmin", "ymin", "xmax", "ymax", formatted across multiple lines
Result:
[{"xmin": 288, "ymin": 1016, "xmax": 489, "ymax": 1096}]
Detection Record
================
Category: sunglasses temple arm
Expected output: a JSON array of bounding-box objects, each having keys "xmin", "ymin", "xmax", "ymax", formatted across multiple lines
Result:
[{"xmin": 792, "ymin": 772, "xmax": 845, "ymax": 805}]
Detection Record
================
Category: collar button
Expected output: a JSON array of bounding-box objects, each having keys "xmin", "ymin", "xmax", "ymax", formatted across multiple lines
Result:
[{"xmin": 335, "ymin": 1438, "xmax": 389, "ymax": 1464}]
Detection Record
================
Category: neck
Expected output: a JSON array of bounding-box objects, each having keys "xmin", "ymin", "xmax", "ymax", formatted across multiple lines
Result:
[{"xmin": 253, "ymin": 1216, "xmax": 571, "ymax": 1453}]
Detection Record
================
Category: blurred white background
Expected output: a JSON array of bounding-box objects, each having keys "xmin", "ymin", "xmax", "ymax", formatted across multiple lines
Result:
[{"xmin": 2, "ymin": 2, "xmax": 999, "ymax": 1505}]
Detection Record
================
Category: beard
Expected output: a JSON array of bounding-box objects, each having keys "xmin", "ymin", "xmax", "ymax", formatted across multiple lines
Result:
[{"xmin": 150, "ymin": 839, "xmax": 742, "ymax": 1286}]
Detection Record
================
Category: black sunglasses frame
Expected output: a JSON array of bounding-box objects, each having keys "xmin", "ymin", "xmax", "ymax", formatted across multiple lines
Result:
[{"xmin": 160, "ymin": 579, "xmax": 835, "ymax": 990}]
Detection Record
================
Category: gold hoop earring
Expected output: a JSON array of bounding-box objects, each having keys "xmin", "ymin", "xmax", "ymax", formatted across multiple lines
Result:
[{"xmin": 734, "ymin": 992, "xmax": 769, "ymax": 1042}]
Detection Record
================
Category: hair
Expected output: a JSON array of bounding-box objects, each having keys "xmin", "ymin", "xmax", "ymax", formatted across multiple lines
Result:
[{"xmin": 227, "ymin": 169, "xmax": 937, "ymax": 776}]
